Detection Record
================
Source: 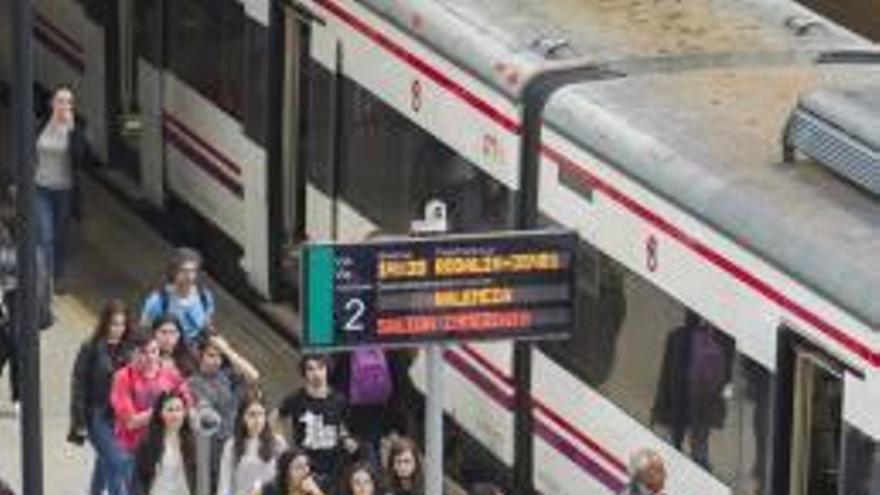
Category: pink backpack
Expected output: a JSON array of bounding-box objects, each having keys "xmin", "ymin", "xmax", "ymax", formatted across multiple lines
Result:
[{"xmin": 349, "ymin": 348, "xmax": 393, "ymax": 405}]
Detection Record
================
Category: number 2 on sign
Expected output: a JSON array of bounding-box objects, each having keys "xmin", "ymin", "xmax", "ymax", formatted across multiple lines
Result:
[{"xmin": 343, "ymin": 298, "xmax": 366, "ymax": 332}]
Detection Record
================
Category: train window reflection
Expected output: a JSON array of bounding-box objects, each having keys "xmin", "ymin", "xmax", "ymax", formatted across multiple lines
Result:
[
  {"xmin": 540, "ymin": 252, "xmax": 776, "ymax": 489},
  {"xmin": 842, "ymin": 425, "xmax": 880, "ymax": 495},
  {"xmin": 338, "ymin": 78, "xmax": 512, "ymax": 233},
  {"xmin": 166, "ymin": 0, "xmax": 245, "ymax": 118}
]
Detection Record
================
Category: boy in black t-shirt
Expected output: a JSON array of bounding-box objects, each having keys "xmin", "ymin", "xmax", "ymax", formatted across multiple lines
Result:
[{"xmin": 277, "ymin": 354, "xmax": 358, "ymax": 486}]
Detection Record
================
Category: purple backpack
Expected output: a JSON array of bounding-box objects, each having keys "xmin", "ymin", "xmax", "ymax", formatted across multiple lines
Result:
[{"xmin": 349, "ymin": 348, "xmax": 393, "ymax": 405}]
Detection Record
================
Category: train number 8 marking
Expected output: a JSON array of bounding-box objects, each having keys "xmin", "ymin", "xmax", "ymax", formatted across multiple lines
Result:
[
  {"xmin": 646, "ymin": 234, "xmax": 659, "ymax": 272},
  {"xmin": 411, "ymin": 79, "xmax": 423, "ymax": 113}
]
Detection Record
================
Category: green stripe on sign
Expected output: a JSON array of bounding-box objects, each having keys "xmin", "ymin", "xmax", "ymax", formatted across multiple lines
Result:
[{"xmin": 306, "ymin": 246, "xmax": 335, "ymax": 346}]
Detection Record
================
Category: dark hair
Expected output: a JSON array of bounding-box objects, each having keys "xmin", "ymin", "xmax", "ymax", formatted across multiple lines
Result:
[
  {"xmin": 166, "ymin": 247, "xmax": 202, "ymax": 283},
  {"xmin": 385, "ymin": 436, "xmax": 424, "ymax": 495},
  {"xmin": 684, "ymin": 309, "xmax": 703, "ymax": 327},
  {"xmin": 152, "ymin": 315, "xmax": 197, "ymax": 376},
  {"xmin": 272, "ymin": 447, "xmax": 309, "ymax": 492},
  {"xmin": 128, "ymin": 326, "xmax": 155, "ymax": 350},
  {"xmin": 298, "ymin": 354, "xmax": 331, "ymax": 377},
  {"xmin": 343, "ymin": 461, "xmax": 384, "ymax": 495},
  {"xmin": 233, "ymin": 392, "xmax": 277, "ymax": 465},
  {"xmin": 197, "ymin": 335, "xmax": 220, "ymax": 356},
  {"xmin": 90, "ymin": 298, "xmax": 135, "ymax": 345},
  {"xmin": 470, "ymin": 483, "xmax": 504, "ymax": 495},
  {"xmin": 133, "ymin": 390, "xmax": 196, "ymax": 494}
]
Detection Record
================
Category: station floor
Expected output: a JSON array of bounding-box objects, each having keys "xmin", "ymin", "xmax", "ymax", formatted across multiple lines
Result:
[{"xmin": 0, "ymin": 174, "xmax": 301, "ymax": 494}]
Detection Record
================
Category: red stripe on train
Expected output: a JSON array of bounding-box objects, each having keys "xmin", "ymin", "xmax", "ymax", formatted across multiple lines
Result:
[
  {"xmin": 315, "ymin": 0, "xmax": 521, "ymax": 134},
  {"xmin": 162, "ymin": 115, "xmax": 244, "ymax": 198}
]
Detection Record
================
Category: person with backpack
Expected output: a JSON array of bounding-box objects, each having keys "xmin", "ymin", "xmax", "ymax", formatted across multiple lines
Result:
[
  {"xmin": 276, "ymin": 355, "xmax": 359, "ymax": 491},
  {"xmin": 68, "ymin": 299, "xmax": 136, "ymax": 495},
  {"xmin": 141, "ymin": 247, "xmax": 215, "ymax": 344},
  {"xmin": 331, "ymin": 347, "xmax": 394, "ymax": 466}
]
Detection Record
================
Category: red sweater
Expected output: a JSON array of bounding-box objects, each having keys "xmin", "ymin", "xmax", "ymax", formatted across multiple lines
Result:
[{"xmin": 109, "ymin": 364, "xmax": 191, "ymax": 451}]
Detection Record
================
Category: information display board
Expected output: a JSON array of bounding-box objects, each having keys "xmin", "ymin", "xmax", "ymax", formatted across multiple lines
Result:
[{"xmin": 301, "ymin": 231, "xmax": 576, "ymax": 351}]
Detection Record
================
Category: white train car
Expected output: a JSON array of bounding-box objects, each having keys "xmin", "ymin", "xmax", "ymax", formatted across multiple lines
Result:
[{"xmin": 6, "ymin": 1, "xmax": 880, "ymax": 494}]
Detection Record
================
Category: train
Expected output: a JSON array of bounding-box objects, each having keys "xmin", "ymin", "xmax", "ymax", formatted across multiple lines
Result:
[{"xmin": 3, "ymin": 0, "xmax": 880, "ymax": 494}]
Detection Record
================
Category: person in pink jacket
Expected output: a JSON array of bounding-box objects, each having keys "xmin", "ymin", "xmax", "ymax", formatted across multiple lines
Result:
[{"xmin": 110, "ymin": 328, "xmax": 192, "ymax": 493}]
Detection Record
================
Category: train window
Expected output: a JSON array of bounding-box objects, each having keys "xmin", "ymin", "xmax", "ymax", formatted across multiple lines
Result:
[
  {"xmin": 133, "ymin": 0, "xmax": 161, "ymax": 67},
  {"xmin": 304, "ymin": 62, "xmax": 334, "ymax": 197},
  {"xmin": 537, "ymin": 253, "xmax": 782, "ymax": 487},
  {"xmin": 337, "ymin": 78, "xmax": 416, "ymax": 231},
  {"xmin": 166, "ymin": 0, "xmax": 245, "ymax": 118},
  {"xmin": 734, "ymin": 353, "xmax": 774, "ymax": 495},
  {"xmin": 242, "ymin": 18, "xmax": 268, "ymax": 146},
  {"xmin": 337, "ymin": 77, "xmax": 512, "ymax": 233},
  {"xmin": 539, "ymin": 243, "xmax": 616, "ymax": 387},
  {"xmin": 842, "ymin": 425, "xmax": 880, "ymax": 495}
]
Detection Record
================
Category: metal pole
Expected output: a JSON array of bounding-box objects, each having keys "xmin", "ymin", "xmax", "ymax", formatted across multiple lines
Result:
[
  {"xmin": 412, "ymin": 202, "xmax": 448, "ymax": 495},
  {"xmin": 511, "ymin": 80, "xmax": 543, "ymax": 495},
  {"xmin": 196, "ymin": 432, "xmax": 212, "ymax": 495},
  {"xmin": 425, "ymin": 344, "xmax": 444, "ymax": 495},
  {"xmin": 195, "ymin": 404, "xmax": 220, "ymax": 495},
  {"xmin": 11, "ymin": 0, "xmax": 43, "ymax": 494},
  {"xmin": 512, "ymin": 63, "xmax": 611, "ymax": 495}
]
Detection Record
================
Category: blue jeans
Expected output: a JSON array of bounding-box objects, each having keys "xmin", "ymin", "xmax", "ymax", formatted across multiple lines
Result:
[
  {"xmin": 35, "ymin": 186, "xmax": 72, "ymax": 280},
  {"xmin": 87, "ymin": 409, "xmax": 129, "ymax": 495}
]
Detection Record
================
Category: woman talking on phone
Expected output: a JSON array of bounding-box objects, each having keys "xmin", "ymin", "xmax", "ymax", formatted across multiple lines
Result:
[
  {"xmin": 258, "ymin": 448, "xmax": 325, "ymax": 495},
  {"xmin": 34, "ymin": 85, "xmax": 96, "ymax": 288}
]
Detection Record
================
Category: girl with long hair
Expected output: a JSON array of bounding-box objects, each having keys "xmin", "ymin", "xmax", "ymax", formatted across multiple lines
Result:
[
  {"xmin": 216, "ymin": 393, "xmax": 286, "ymax": 495},
  {"xmin": 258, "ymin": 448, "xmax": 325, "ymax": 495},
  {"xmin": 34, "ymin": 85, "xmax": 97, "ymax": 285},
  {"xmin": 132, "ymin": 390, "xmax": 197, "ymax": 495},
  {"xmin": 152, "ymin": 315, "xmax": 197, "ymax": 376},
  {"xmin": 384, "ymin": 437, "xmax": 423, "ymax": 495},
  {"xmin": 68, "ymin": 298, "xmax": 135, "ymax": 495},
  {"xmin": 342, "ymin": 462, "xmax": 385, "ymax": 495}
]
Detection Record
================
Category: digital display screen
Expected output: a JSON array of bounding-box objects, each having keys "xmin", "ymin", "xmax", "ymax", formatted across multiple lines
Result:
[{"xmin": 301, "ymin": 231, "xmax": 576, "ymax": 351}]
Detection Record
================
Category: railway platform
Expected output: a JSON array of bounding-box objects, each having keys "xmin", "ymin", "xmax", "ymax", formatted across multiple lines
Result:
[{"xmin": 0, "ymin": 174, "xmax": 301, "ymax": 494}]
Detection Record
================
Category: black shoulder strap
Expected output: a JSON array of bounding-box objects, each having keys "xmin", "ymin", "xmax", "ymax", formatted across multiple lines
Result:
[
  {"xmin": 160, "ymin": 286, "xmax": 209, "ymax": 318},
  {"xmin": 159, "ymin": 287, "xmax": 170, "ymax": 315},
  {"xmin": 197, "ymin": 285, "xmax": 209, "ymax": 312}
]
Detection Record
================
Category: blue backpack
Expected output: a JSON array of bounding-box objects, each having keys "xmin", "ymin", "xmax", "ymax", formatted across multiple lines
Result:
[{"xmin": 349, "ymin": 348, "xmax": 393, "ymax": 405}]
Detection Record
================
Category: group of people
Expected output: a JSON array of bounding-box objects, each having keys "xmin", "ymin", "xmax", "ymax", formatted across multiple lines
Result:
[
  {"xmin": 66, "ymin": 246, "xmax": 430, "ymax": 495},
  {"xmin": 1, "ymin": 84, "xmax": 672, "ymax": 495}
]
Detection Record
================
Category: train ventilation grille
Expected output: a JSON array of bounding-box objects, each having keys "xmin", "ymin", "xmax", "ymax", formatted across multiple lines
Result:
[{"xmin": 783, "ymin": 86, "xmax": 880, "ymax": 196}]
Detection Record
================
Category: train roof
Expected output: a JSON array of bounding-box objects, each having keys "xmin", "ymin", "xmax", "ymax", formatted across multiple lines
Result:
[{"xmin": 363, "ymin": 0, "xmax": 880, "ymax": 329}]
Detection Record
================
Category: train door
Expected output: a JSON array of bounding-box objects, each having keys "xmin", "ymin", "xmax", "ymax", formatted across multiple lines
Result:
[
  {"xmin": 104, "ymin": 0, "xmax": 145, "ymax": 184},
  {"xmin": 271, "ymin": 5, "xmax": 311, "ymax": 298},
  {"xmin": 785, "ymin": 344, "xmax": 844, "ymax": 495}
]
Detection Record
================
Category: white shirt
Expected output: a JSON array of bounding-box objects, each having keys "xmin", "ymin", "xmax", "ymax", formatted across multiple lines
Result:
[
  {"xmin": 35, "ymin": 122, "xmax": 73, "ymax": 190},
  {"xmin": 151, "ymin": 435, "xmax": 192, "ymax": 495},
  {"xmin": 216, "ymin": 435, "xmax": 287, "ymax": 495}
]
